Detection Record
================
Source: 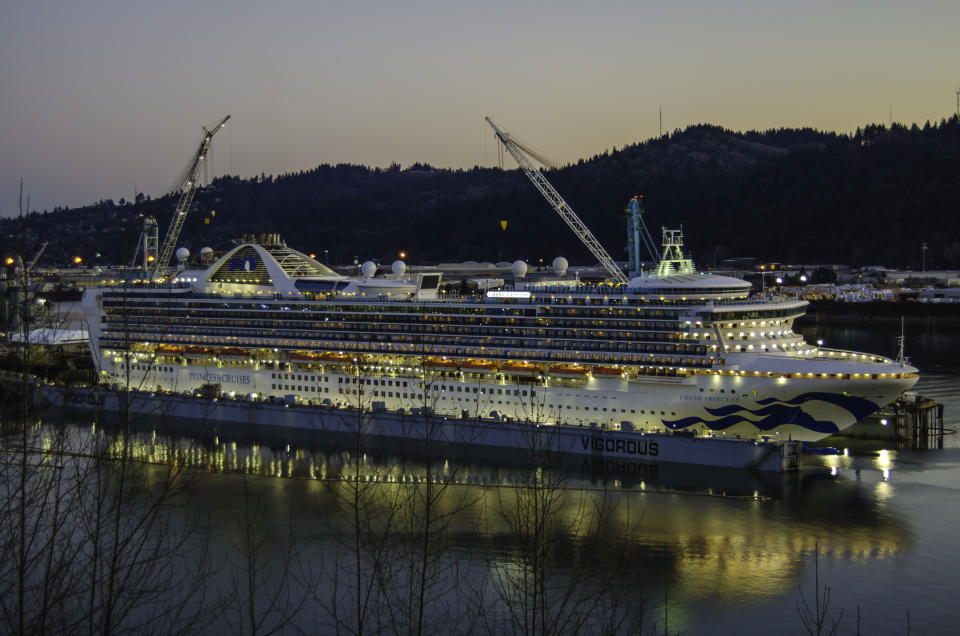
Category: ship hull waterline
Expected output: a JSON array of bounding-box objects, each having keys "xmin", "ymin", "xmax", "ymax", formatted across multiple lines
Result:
[{"xmin": 42, "ymin": 385, "xmax": 803, "ymax": 472}]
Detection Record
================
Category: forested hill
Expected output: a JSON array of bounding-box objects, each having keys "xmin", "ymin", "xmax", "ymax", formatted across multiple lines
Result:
[{"xmin": 7, "ymin": 117, "xmax": 960, "ymax": 269}]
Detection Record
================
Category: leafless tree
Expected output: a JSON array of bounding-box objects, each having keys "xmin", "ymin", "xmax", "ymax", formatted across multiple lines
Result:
[
  {"xmin": 469, "ymin": 389, "xmax": 649, "ymax": 636},
  {"xmin": 224, "ymin": 474, "xmax": 309, "ymax": 635},
  {"xmin": 0, "ymin": 189, "xmax": 220, "ymax": 635},
  {"xmin": 796, "ymin": 544, "xmax": 844, "ymax": 636}
]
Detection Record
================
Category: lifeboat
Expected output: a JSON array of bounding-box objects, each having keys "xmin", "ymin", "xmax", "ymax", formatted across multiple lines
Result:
[
  {"xmin": 289, "ymin": 351, "xmax": 320, "ymax": 362},
  {"xmin": 592, "ymin": 365, "xmax": 626, "ymax": 377},
  {"xmin": 318, "ymin": 352, "xmax": 353, "ymax": 365},
  {"xmin": 501, "ymin": 362, "xmax": 540, "ymax": 377},
  {"xmin": 423, "ymin": 357, "xmax": 457, "ymax": 370},
  {"xmin": 219, "ymin": 347, "xmax": 251, "ymax": 361},
  {"xmin": 547, "ymin": 364, "xmax": 589, "ymax": 378},
  {"xmin": 460, "ymin": 359, "xmax": 497, "ymax": 374},
  {"xmin": 184, "ymin": 346, "xmax": 213, "ymax": 360},
  {"xmin": 154, "ymin": 344, "xmax": 183, "ymax": 355}
]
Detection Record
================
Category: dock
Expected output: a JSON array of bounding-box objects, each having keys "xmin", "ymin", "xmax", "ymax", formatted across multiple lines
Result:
[{"xmin": 841, "ymin": 392, "xmax": 946, "ymax": 449}]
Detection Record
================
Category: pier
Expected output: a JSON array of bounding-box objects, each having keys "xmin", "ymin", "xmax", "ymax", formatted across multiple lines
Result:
[{"xmin": 842, "ymin": 392, "xmax": 946, "ymax": 449}]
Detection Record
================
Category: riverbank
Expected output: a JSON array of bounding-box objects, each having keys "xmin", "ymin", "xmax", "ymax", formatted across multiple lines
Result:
[{"xmin": 798, "ymin": 299, "xmax": 960, "ymax": 328}]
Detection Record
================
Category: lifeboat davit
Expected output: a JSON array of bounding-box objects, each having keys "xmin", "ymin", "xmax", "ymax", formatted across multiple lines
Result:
[
  {"xmin": 318, "ymin": 352, "xmax": 353, "ymax": 365},
  {"xmin": 460, "ymin": 359, "xmax": 497, "ymax": 374},
  {"xmin": 592, "ymin": 365, "xmax": 626, "ymax": 377},
  {"xmin": 184, "ymin": 345, "xmax": 213, "ymax": 360},
  {"xmin": 423, "ymin": 357, "xmax": 457, "ymax": 370},
  {"xmin": 502, "ymin": 362, "xmax": 539, "ymax": 377},
  {"xmin": 547, "ymin": 364, "xmax": 589, "ymax": 378},
  {"xmin": 219, "ymin": 347, "xmax": 251, "ymax": 361}
]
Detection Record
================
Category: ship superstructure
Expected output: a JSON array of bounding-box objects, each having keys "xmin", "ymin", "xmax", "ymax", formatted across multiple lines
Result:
[{"xmin": 82, "ymin": 233, "xmax": 918, "ymax": 443}]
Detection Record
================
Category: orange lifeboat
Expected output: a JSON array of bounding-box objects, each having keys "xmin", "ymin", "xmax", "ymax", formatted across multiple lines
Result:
[
  {"xmin": 592, "ymin": 365, "xmax": 626, "ymax": 377},
  {"xmin": 219, "ymin": 347, "xmax": 250, "ymax": 361},
  {"xmin": 547, "ymin": 364, "xmax": 589, "ymax": 378},
  {"xmin": 154, "ymin": 344, "xmax": 183, "ymax": 355},
  {"xmin": 289, "ymin": 351, "xmax": 320, "ymax": 362},
  {"xmin": 460, "ymin": 359, "xmax": 496, "ymax": 374},
  {"xmin": 318, "ymin": 352, "xmax": 353, "ymax": 365},
  {"xmin": 423, "ymin": 357, "xmax": 457, "ymax": 370},
  {"xmin": 501, "ymin": 361, "xmax": 539, "ymax": 377},
  {"xmin": 184, "ymin": 345, "xmax": 212, "ymax": 360}
]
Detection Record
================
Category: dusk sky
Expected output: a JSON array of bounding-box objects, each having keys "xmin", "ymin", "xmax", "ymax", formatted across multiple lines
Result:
[{"xmin": 2, "ymin": 0, "xmax": 958, "ymax": 214}]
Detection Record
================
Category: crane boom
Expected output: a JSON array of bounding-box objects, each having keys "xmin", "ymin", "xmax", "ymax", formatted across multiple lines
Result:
[
  {"xmin": 485, "ymin": 117, "xmax": 628, "ymax": 285},
  {"xmin": 151, "ymin": 115, "xmax": 230, "ymax": 280}
]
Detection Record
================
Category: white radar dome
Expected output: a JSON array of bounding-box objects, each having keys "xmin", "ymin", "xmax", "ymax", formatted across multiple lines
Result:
[
  {"xmin": 511, "ymin": 260, "xmax": 528, "ymax": 278},
  {"xmin": 392, "ymin": 260, "xmax": 407, "ymax": 277},
  {"xmin": 200, "ymin": 246, "xmax": 213, "ymax": 255},
  {"xmin": 361, "ymin": 260, "xmax": 378, "ymax": 278},
  {"xmin": 552, "ymin": 256, "xmax": 569, "ymax": 276},
  {"xmin": 175, "ymin": 247, "xmax": 190, "ymax": 263}
]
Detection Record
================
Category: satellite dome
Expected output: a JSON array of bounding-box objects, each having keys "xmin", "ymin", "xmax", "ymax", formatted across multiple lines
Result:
[
  {"xmin": 175, "ymin": 247, "xmax": 190, "ymax": 263},
  {"xmin": 361, "ymin": 260, "xmax": 377, "ymax": 278},
  {"xmin": 511, "ymin": 260, "xmax": 528, "ymax": 278},
  {"xmin": 200, "ymin": 246, "xmax": 213, "ymax": 255},
  {"xmin": 552, "ymin": 256, "xmax": 569, "ymax": 276},
  {"xmin": 392, "ymin": 260, "xmax": 407, "ymax": 277}
]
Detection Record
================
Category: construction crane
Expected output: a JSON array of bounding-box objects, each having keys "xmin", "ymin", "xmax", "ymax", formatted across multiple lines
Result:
[
  {"xmin": 485, "ymin": 117, "xmax": 628, "ymax": 285},
  {"xmin": 625, "ymin": 195, "xmax": 660, "ymax": 278},
  {"xmin": 129, "ymin": 215, "xmax": 158, "ymax": 272},
  {"xmin": 151, "ymin": 115, "xmax": 230, "ymax": 280},
  {"xmin": 15, "ymin": 241, "xmax": 48, "ymax": 276}
]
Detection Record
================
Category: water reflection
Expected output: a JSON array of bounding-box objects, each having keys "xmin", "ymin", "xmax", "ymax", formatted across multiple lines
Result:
[{"xmin": 28, "ymin": 411, "xmax": 911, "ymax": 626}]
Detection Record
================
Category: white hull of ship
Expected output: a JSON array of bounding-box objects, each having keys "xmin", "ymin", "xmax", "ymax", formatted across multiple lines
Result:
[{"xmin": 92, "ymin": 356, "xmax": 914, "ymax": 443}]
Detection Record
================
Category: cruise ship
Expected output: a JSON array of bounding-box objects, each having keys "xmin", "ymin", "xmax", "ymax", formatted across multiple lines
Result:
[{"xmin": 81, "ymin": 232, "xmax": 918, "ymax": 444}]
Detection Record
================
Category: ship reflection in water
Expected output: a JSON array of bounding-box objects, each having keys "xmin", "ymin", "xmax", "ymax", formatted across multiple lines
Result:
[{"xmin": 33, "ymin": 414, "xmax": 910, "ymax": 633}]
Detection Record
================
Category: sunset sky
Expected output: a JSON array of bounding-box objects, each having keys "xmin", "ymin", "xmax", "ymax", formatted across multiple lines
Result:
[{"xmin": 2, "ymin": 0, "xmax": 958, "ymax": 213}]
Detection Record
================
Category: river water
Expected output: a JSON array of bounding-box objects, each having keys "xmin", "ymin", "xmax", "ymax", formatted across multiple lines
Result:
[{"xmin": 40, "ymin": 321, "xmax": 960, "ymax": 634}]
